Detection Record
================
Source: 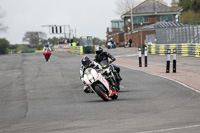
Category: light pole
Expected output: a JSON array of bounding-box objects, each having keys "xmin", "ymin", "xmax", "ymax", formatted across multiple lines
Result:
[{"xmin": 130, "ymin": 0, "xmax": 133, "ymax": 32}]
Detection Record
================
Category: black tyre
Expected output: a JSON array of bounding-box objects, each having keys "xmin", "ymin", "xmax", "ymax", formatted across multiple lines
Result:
[
  {"xmin": 111, "ymin": 72, "xmax": 120, "ymax": 92},
  {"xmin": 111, "ymin": 92, "xmax": 118, "ymax": 100},
  {"xmin": 94, "ymin": 83, "xmax": 109, "ymax": 101}
]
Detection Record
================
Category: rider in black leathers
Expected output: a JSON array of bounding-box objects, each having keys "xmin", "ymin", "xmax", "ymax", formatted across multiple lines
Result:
[{"xmin": 94, "ymin": 46, "xmax": 122, "ymax": 82}]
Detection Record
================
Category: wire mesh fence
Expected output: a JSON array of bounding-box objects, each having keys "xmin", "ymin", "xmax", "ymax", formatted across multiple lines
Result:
[{"xmin": 145, "ymin": 21, "xmax": 200, "ymax": 44}]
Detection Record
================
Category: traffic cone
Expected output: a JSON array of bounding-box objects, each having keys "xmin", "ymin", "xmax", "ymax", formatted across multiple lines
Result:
[{"xmin": 135, "ymin": 49, "xmax": 137, "ymax": 52}]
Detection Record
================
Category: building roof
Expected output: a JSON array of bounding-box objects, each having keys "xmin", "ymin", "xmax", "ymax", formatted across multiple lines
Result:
[
  {"xmin": 111, "ymin": 19, "xmax": 123, "ymax": 22},
  {"xmin": 131, "ymin": 21, "xmax": 187, "ymax": 33},
  {"xmin": 123, "ymin": 0, "xmax": 182, "ymax": 17}
]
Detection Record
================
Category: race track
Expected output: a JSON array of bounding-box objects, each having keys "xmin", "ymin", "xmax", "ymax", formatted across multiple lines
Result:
[{"xmin": 0, "ymin": 51, "xmax": 200, "ymax": 133}]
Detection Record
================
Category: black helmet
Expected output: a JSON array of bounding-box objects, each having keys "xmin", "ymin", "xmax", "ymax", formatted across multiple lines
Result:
[
  {"xmin": 81, "ymin": 56, "xmax": 91, "ymax": 67},
  {"xmin": 45, "ymin": 44, "xmax": 49, "ymax": 47},
  {"xmin": 95, "ymin": 46, "xmax": 103, "ymax": 55}
]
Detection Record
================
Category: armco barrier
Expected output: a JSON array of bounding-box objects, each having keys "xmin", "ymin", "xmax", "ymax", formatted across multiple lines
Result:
[
  {"xmin": 68, "ymin": 45, "xmax": 106, "ymax": 55},
  {"xmin": 21, "ymin": 51, "xmax": 35, "ymax": 53},
  {"xmin": 54, "ymin": 44, "xmax": 70, "ymax": 52},
  {"xmin": 69, "ymin": 46, "xmax": 84, "ymax": 55},
  {"xmin": 147, "ymin": 43, "xmax": 200, "ymax": 57},
  {"xmin": 35, "ymin": 50, "xmax": 43, "ymax": 53}
]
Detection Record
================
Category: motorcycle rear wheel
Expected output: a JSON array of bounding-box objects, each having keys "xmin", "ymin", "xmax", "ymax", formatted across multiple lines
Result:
[
  {"xmin": 111, "ymin": 93, "xmax": 118, "ymax": 100},
  {"xmin": 94, "ymin": 83, "xmax": 109, "ymax": 101},
  {"xmin": 111, "ymin": 72, "xmax": 120, "ymax": 92}
]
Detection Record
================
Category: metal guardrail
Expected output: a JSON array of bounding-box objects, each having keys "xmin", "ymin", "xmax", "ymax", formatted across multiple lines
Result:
[
  {"xmin": 69, "ymin": 46, "xmax": 84, "ymax": 55},
  {"xmin": 68, "ymin": 45, "xmax": 106, "ymax": 55},
  {"xmin": 147, "ymin": 44, "xmax": 200, "ymax": 57}
]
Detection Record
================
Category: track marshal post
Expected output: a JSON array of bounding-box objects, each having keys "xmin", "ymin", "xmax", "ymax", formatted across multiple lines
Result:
[
  {"xmin": 173, "ymin": 49, "xmax": 177, "ymax": 73},
  {"xmin": 138, "ymin": 47, "xmax": 142, "ymax": 67},
  {"xmin": 166, "ymin": 49, "xmax": 171, "ymax": 73},
  {"xmin": 144, "ymin": 46, "xmax": 148, "ymax": 67}
]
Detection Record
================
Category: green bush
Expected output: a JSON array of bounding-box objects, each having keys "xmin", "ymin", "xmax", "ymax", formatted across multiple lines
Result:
[
  {"xmin": 17, "ymin": 45, "xmax": 29, "ymax": 52},
  {"xmin": 0, "ymin": 38, "xmax": 10, "ymax": 54},
  {"xmin": 9, "ymin": 44, "xmax": 18, "ymax": 49},
  {"xmin": 37, "ymin": 45, "xmax": 42, "ymax": 50},
  {"xmin": 180, "ymin": 10, "xmax": 200, "ymax": 23}
]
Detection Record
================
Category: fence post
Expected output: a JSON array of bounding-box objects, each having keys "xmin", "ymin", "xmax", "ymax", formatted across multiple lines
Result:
[
  {"xmin": 144, "ymin": 47, "xmax": 147, "ymax": 67},
  {"xmin": 173, "ymin": 49, "xmax": 177, "ymax": 73},
  {"xmin": 197, "ymin": 25, "xmax": 199, "ymax": 44},
  {"xmin": 166, "ymin": 49, "xmax": 171, "ymax": 73},
  {"xmin": 138, "ymin": 47, "xmax": 142, "ymax": 67}
]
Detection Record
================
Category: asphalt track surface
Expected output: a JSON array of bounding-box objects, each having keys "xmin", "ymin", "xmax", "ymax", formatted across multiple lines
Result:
[{"xmin": 0, "ymin": 49, "xmax": 200, "ymax": 133}]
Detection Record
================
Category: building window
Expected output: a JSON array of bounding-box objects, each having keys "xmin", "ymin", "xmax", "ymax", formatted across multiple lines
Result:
[
  {"xmin": 132, "ymin": 16, "xmax": 149, "ymax": 24},
  {"xmin": 156, "ymin": 16, "xmax": 161, "ymax": 22},
  {"xmin": 156, "ymin": 15, "xmax": 174, "ymax": 22},
  {"xmin": 112, "ymin": 22, "xmax": 119, "ymax": 28},
  {"xmin": 144, "ymin": 16, "xmax": 149, "ymax": 23},
  {"xmin": 112, "ymin": 21, "xmax": 124, "ymax": 31},
  {"xmin": 119, "ymin": 22, "xmax": 124, "ymax": 31}
]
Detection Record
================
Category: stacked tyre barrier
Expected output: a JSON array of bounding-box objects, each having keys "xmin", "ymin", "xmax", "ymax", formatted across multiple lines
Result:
[
  {"xmin": 69, "ymin": 46, "xmax": 84, "ymax": 55},
  {"xmin": 195, "ymin": 44, "xmax": 200, "ymax": 57},
  {"xmin": 159, "ymin": 44, "xmax": 165, "ymax": 55},
  {"xmin": 181, "ymin": 44, "xmax": 189, "ymax": 56},
  {"xmin": 169, "ymin": 44, "xmax": 176, "ymax": 55},
  {"xmin": 148, "ymin": 44, "xmax": 156, "ymax": 54},
  {"xmin": 147, "ymin": 43, "xmax": 200, "ymax": 57}
]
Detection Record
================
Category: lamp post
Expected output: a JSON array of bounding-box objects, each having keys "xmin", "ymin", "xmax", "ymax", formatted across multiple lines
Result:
[{"xmin": 130, "ymin": 0, "xmax": 133, "ymax": 32}]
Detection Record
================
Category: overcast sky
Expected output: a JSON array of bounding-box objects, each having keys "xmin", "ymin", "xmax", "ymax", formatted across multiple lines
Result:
[{"xmin": 0, "ymin": 0, "xmax": 171, "ymax": 44}]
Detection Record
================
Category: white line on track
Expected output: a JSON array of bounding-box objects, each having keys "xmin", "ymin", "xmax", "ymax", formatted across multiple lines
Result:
[
  {"xmin": 115, "ymin": 54, "xmax": 138, "ymax": 58},
  {"xmin": 120, "ymin": 85, "xmax": 125, "ymax": 88},
  {"xmin": 136, "ymin": 125, "xmax": 200, "ymax": 133},
  {"xmin": 118, "ymin": 65, "xmax": 200, "ymax": 94}
]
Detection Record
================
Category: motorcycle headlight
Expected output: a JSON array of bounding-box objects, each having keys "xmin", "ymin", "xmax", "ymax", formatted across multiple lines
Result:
[{"xmin": 88, "ymin": 74, "xmax": 95, "ymax": 83}]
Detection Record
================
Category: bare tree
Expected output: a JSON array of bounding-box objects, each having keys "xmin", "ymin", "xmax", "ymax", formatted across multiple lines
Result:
[
  {"xmin": 115, "ymin": 0, "xmax": 138, "ymax": 15},
  {"xmin": 171, "ymin": 0, "xmax": 179, "ymax": 7},
  {"xmin": 157, "ymin": 0, "xmax": 167, "ymax": 5},
  {"xmin": 23, "ymin": 31, "xmax": 47, "ymax": 46},
  {"xmin": 115, "ymin": 0, "xmax": 168, "ymax": 16},
  {"xmin": 0, "ymin": 6, "xmax": 8, "ymax": 33}
]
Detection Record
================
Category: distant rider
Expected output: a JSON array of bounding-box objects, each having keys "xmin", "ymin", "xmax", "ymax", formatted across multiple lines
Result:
[
  {"xmin": 94, "ymin": 46, "xmax": 122, "ymax": 82},
  {"xmin": 43, "ymin": 44, "xmax": 51, "ymax": 53}
]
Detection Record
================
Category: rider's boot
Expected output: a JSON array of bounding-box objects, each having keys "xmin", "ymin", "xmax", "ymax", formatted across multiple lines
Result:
[
  {"xmin": 118, "ymin": 73, "xmax": 122, "ymax": 81},
  {"xmin": 109, "ymin": 87, "xmax": 117, "ymax": 97},
  {"xmin": 83, "ymin": 86, "xmax": 93, "ymax": 93},
  {"xmin": 108, "ymin": 78, "xmax": 117, "ymax": 97}
]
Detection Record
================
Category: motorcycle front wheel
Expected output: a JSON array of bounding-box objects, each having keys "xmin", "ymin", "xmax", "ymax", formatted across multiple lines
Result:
[
  {"xmin": 94, "ymin": 83, "xmax": 109, "ymax": 101},
  {"xmin": 111, "ymin": 72, "xmax": 120, "ymax": 92},
  {"xmin": 46, "ymin": 55, "xmax": 49, "ymax": 61}
]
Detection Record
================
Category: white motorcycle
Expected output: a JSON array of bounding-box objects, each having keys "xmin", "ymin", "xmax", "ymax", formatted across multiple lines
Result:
[
  {"xmin": 81, "ymin": 68, "xmax": 118, "ymax": 101},
  {"xmin": 107, "ymin": 42, "xmax": 116, "ymax": 49}
]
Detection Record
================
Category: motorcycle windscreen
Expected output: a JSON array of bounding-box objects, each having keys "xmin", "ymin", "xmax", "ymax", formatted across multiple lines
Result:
[
  {"xmin": 84, "ymin": 68, "xmax": 98, "ymax": 84},
  {"xmin": 100, "ymin": 60, "xmax": 109, "ymax": 69},
  {"xmin": 84, "ymin": 68, "xmax": 98, "ymax": 79},
  {"xmin": 84, "ymin": 68, "xmax": 92, "ymax": 75}
]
